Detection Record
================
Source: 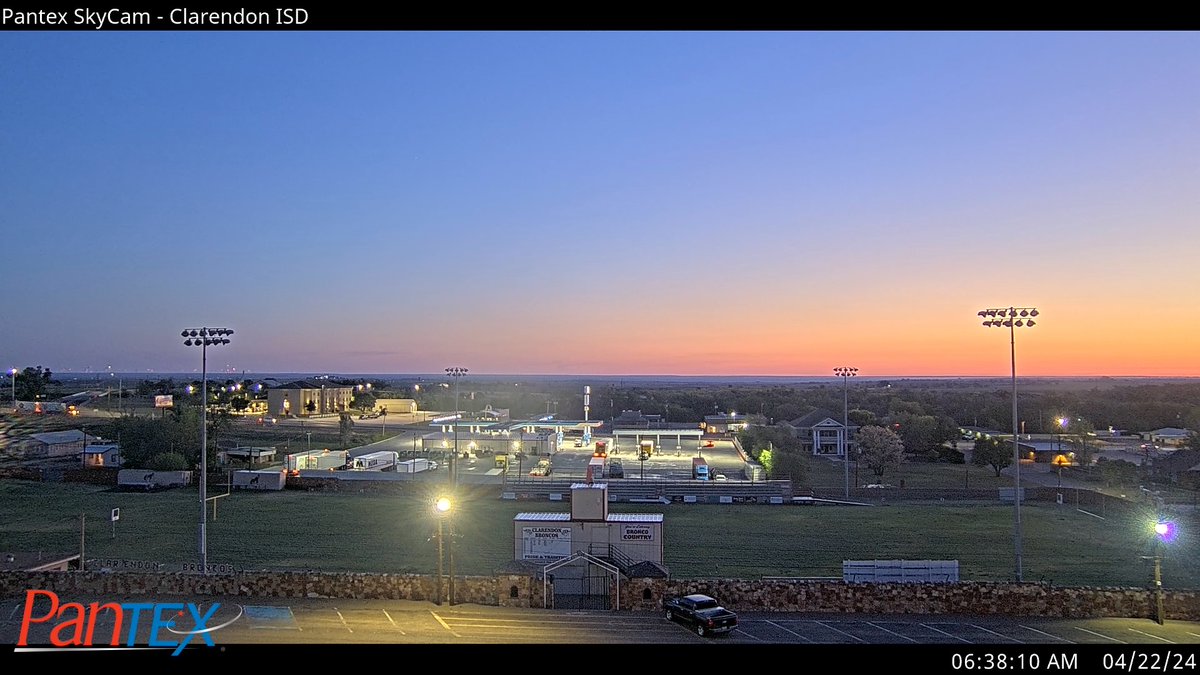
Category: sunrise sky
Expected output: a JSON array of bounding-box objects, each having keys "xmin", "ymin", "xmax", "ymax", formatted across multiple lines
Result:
[{"xmin": 2, "ymin": 32, "xmax": 1197, "ymax": 376}]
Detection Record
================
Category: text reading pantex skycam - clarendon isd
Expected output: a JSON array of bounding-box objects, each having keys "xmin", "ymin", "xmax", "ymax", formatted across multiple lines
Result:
[{"xmin": 0, "ymin": 7, "xmax": 309, "ymax": 29}]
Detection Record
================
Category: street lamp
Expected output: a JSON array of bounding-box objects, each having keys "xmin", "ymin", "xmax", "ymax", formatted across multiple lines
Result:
[
  {"xmin": 978, "ymin": 306, "xmax": 1038, "ymax": 582},
  {"xmin": 834, "ymin": 366, "xmax": 858, "ymax": 499},
  {"xmin": 8, "ymin": 368, "xmax": 16, "ymax": 411},
  {"xmin": 1152, "ymin": 520, "xmax": 1176, "ymax": 625},
  {"xmin": 181, "ymin": 326, "xmax": 233, "ymax": 574},
  {"xmin": 445, "ymin": 367, "xmax": 468, "ymax": 485},
  {"xmin": 434, "ymin": 496, "xmax": 453, "ymax": 605}
]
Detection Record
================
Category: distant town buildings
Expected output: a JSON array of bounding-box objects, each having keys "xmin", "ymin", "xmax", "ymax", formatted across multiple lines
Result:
[{"xmin": 266, "ymin": 380, "xmax": 354, "ymax": 417}]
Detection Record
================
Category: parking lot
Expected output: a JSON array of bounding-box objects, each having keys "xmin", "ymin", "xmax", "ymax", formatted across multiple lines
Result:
[{"xmin": 6, "ymin": 596, "xmax": 1198, "ymax": 646}]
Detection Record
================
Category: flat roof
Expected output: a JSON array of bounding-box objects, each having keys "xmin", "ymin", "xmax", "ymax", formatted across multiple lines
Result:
[
  {"xmin": 606, "ymin": 513, "xmax": 663, "ymax": 523},
  {"xmin": 511, "ymin": 513, "xmax": 664, "ymax": 523},
  {"xmin": 514, "ymin": 513, "xmax": 571, "ymax": 521},
  {"xmin": 612, "ymin": 428, "xmax": 705, "ymax": 436},
  {"xmin": 31, "ymin": 430, "xmax": 94, "ymax": 445}
]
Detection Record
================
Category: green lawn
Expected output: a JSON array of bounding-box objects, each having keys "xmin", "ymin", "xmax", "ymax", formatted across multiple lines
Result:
[{"xmin": 1, "ymin": 481, "xmax": 1194, "ymax": 588}]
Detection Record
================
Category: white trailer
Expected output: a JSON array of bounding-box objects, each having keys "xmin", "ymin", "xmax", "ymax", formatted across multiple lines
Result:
[
  {"xmin": 396, "ymin": 458, "xmax": 432, "ymax": 474},
  {"xmin": 350, "ymin": 451, "xmax": 399, "ymax": 471},
  {"xmin": 285, "ymin": 449, "xmax": 349, "ymax": 472},
  {"xmin": 232, "ymin": 469, "xmax": 287, "ymax": 491},
  {"xmin": 117, "ymin": 470, "xmax": 193, "ymax": 491}
]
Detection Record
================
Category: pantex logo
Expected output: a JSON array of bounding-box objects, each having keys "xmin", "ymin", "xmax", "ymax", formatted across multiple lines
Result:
[{"xmin": 16, "ymin": 590, "xmax": 242, "ymax": 656}]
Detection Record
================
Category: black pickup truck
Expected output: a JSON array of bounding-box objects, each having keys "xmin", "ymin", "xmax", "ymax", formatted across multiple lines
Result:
[{"xmin": 664, "ymin": 594, "xmax": 738, "ymax": 636}]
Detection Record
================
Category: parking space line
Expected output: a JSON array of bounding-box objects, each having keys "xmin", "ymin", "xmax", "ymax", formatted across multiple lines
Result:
[
  {"xmin": 1020, "ymin": 625, "xmax": 1073, "ymax": 643},
  {"xmin": 1075, "ymin": 627, "xmax": 1124, "ymax": 643},
  {"xmin": 969, "ymin": 624, "xmax": 1022, "ymax": 643},
  {"xmin": 1127, "ymin": 628, "xmax": 1173, "ymax": 643},
  {"xmin": 382, "ymin": 610, "xmax": 406, "ymax": 635},
  {"xmin": 814, "ymin": 621, "xmax": 866, "ymax": 643},
  {"xmin": 920, "ymin": 623, "xmax": 970, "ymax": 643},
  {"xmin": 243, "ymin": 605, "xmax": 301, "ymax": 631},
  {"xmin": 736, "ymin": 627, "xmax": 765, "ymax": 642},
  {"xmin": 866, "ymin": 621, "xmax": 916, "ymax": 642},
  {"xmin": 765, "ymin": 620, "xmax": 813, "ymax": 643},
  {"xmin": 430, "ymin": 611, "xmax": 462, "ymax": 638},
  {"xmin": 1189, "ymin": 632, "xmax": 1200, "ymax": 639},
  {"xmin": 7, "ymin": 604, "xmax": 20, "ymax": 621},
  {"xmin": 333, "ymin": 609, "xmax": 353, "ymax": 633}
]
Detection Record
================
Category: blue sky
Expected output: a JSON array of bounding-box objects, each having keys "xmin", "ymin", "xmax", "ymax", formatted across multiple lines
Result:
[{"xmin": 2, "ymin": 32, "xmax": 1198, "ymax": 375}]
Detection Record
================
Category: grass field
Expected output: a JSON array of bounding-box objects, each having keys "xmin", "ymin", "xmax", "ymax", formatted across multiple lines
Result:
[{"xmin": 2, "ymin": 480, "xmax": 1195, "ymax": 588}]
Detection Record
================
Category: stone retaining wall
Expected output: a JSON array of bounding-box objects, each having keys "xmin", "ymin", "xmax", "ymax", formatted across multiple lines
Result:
[{"xmin": 3, "ymin": 571, "xmax": 1196, "ymax": 620}]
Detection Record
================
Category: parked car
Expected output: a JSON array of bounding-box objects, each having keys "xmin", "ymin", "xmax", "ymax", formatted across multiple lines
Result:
[
  {"xmin": 664, "ymin": 594, "xmax": 738, "ymax": 636},
  {"xmin": 608, "ymin": 460, "xmax": 624, "ymax": 478},
  {"xmin": 713, "ymin": 473, "xmax": 727, "ymax": 481}
]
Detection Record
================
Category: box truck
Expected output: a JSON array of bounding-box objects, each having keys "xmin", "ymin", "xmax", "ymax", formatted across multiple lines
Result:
[
  {"xmin": 396, "ymin": 458, "xmax": 432, "ymax": 474},
  {"xmin": 692, "ymin": 456, "xmax": 710, "ymax": 481},
  {"xmin": 233, "ymin": 469, "xmax": 287, "ymax": 490},
  {"xmin": 350, "ymin": 451, "xmax": 398, "ymax": 471}
]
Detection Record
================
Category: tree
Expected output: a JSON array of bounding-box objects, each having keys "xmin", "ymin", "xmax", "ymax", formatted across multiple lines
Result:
[
  {"xmin": 147, "ymin": 452, "xmax": 188, "ymax": 471},
  {"xmin": 972, "ymin": 436, "xmax": 1012, "ymax": 477},
  {"xmin": 847, "ymin": 409, "xmax": 878, "ymax": 428},
  {"xmin": 305, "ymin": 400, "xmax": 317, "ymax": 414},
  {"xmin": 757, "ymin": 448, "xmax": 774, "ymax": 477},
  {"xmin": 1067, "ymin": 418, "xmax": 1097, "ymax": 468},
  {"xmin": 856, "ymin": 425, "xmax": 905, "ymax": 480},
  {"xmin": 1097, "ymin": 457, "xmax": 1140, "ymax": 488},
  {"xmin": 768, "ymin": 450, "xmax": 808, "ymax": 483},
  {"xmin": 230, "ymin": 396, "xmax": 250, "ymax": 412},
  {"xmin": 352, "ymin": 391, "xmax": 377, "ymax": 412},
  {"xmin": 14, "ymin": 366, "xmax": 55, "ymax": 400}
]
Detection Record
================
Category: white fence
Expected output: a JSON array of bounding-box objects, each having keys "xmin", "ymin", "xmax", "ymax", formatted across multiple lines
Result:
[{"xmin": 843, "ymin": 559, "xmax": 959, "ymax": 583}]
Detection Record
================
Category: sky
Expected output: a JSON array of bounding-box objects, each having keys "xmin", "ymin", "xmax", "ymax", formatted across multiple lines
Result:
[{"xmin": 1, "ymin": 31, "xmax": 1198, "ymax": 377}]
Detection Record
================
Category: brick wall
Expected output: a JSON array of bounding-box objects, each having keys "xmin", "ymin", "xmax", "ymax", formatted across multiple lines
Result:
[{"xmin": 2, "ymin": 571, "xmax": 1196, "ymax": 620}]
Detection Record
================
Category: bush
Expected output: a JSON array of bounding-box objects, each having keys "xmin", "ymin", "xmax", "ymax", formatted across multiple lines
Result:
[{"xmin": 146, "ymin": 452, "xmax": 188, "ymax": 471}]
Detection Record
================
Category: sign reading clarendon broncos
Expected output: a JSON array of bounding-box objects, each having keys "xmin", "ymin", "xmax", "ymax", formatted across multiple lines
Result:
[{"xmin": 521, "ymin": 526, "xmax": 571, "ymax": 560}]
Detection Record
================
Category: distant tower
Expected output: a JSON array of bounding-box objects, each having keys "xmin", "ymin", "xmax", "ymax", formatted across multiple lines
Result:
[{"xmin": 582, "ymin": 385, "xmax": 592, "ymax": 444}]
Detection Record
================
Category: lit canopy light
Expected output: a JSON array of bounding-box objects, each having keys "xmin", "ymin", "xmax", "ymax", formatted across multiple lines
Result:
[{"xmin": 1155, "ymin": 521, "xmax": 1177, "ymax": 542}]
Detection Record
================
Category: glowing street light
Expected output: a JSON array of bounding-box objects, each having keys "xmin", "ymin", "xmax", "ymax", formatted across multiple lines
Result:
[
  {"xmin": 433, "ymin": 496, "xmax": 454, "ymax": 605},
  {"xmin": 978, "ymin": 306, "xmax": 1039, "ymax": 583},
  {"xmin": 1152, "ymin": 519, "xmax": 1176, "ymax": 625},
  {"xmin": 180, "ymin": 326, "xmax": 233, "ymax": 574},
  {"xmin": 8, "ymin": 368, "xmax": 16, "ymax": 411},
  {"xmin": 834, "ymin": 366, "xmax": 858, "ymax": 499}
]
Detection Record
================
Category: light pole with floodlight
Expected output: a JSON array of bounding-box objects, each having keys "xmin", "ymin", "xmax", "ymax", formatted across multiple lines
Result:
[
  {"xmin": 978, "ymin": 306, "xmax": 1038, "ymax": 582},
  {"xmin": 445, "ymin": 367, "xmax": 467, "ymax": 485},
  {"xmin": 434, "ymin": 496, "xmax": 453, "ymax": 605},
  {"xmin": 1153, "ymin": 520, "xmax": 1175, "ymax": 625},
  {"xmin": 181, "ymin": 327, "xmax": 233, "ymax": 574},
  {"xmin": 834, "ymin": 366, "xmax": 858, "ymax": 499}
]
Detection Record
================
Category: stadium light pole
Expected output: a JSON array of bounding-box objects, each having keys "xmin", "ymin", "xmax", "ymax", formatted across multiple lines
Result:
[
  {"xmin": 978, "ymin": 306, "xmax": 1038, "ymax": 582},
  {"xmin": 181, "ymin": 327, "xmax": 233, "ymax": 574},
  {"xmin": 834, "ymin": 367, "xmax": 858, "ymax": 499},
  {"xmin": 445, "ymin": 367, "xmax": 468, "ymax": 485}
]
